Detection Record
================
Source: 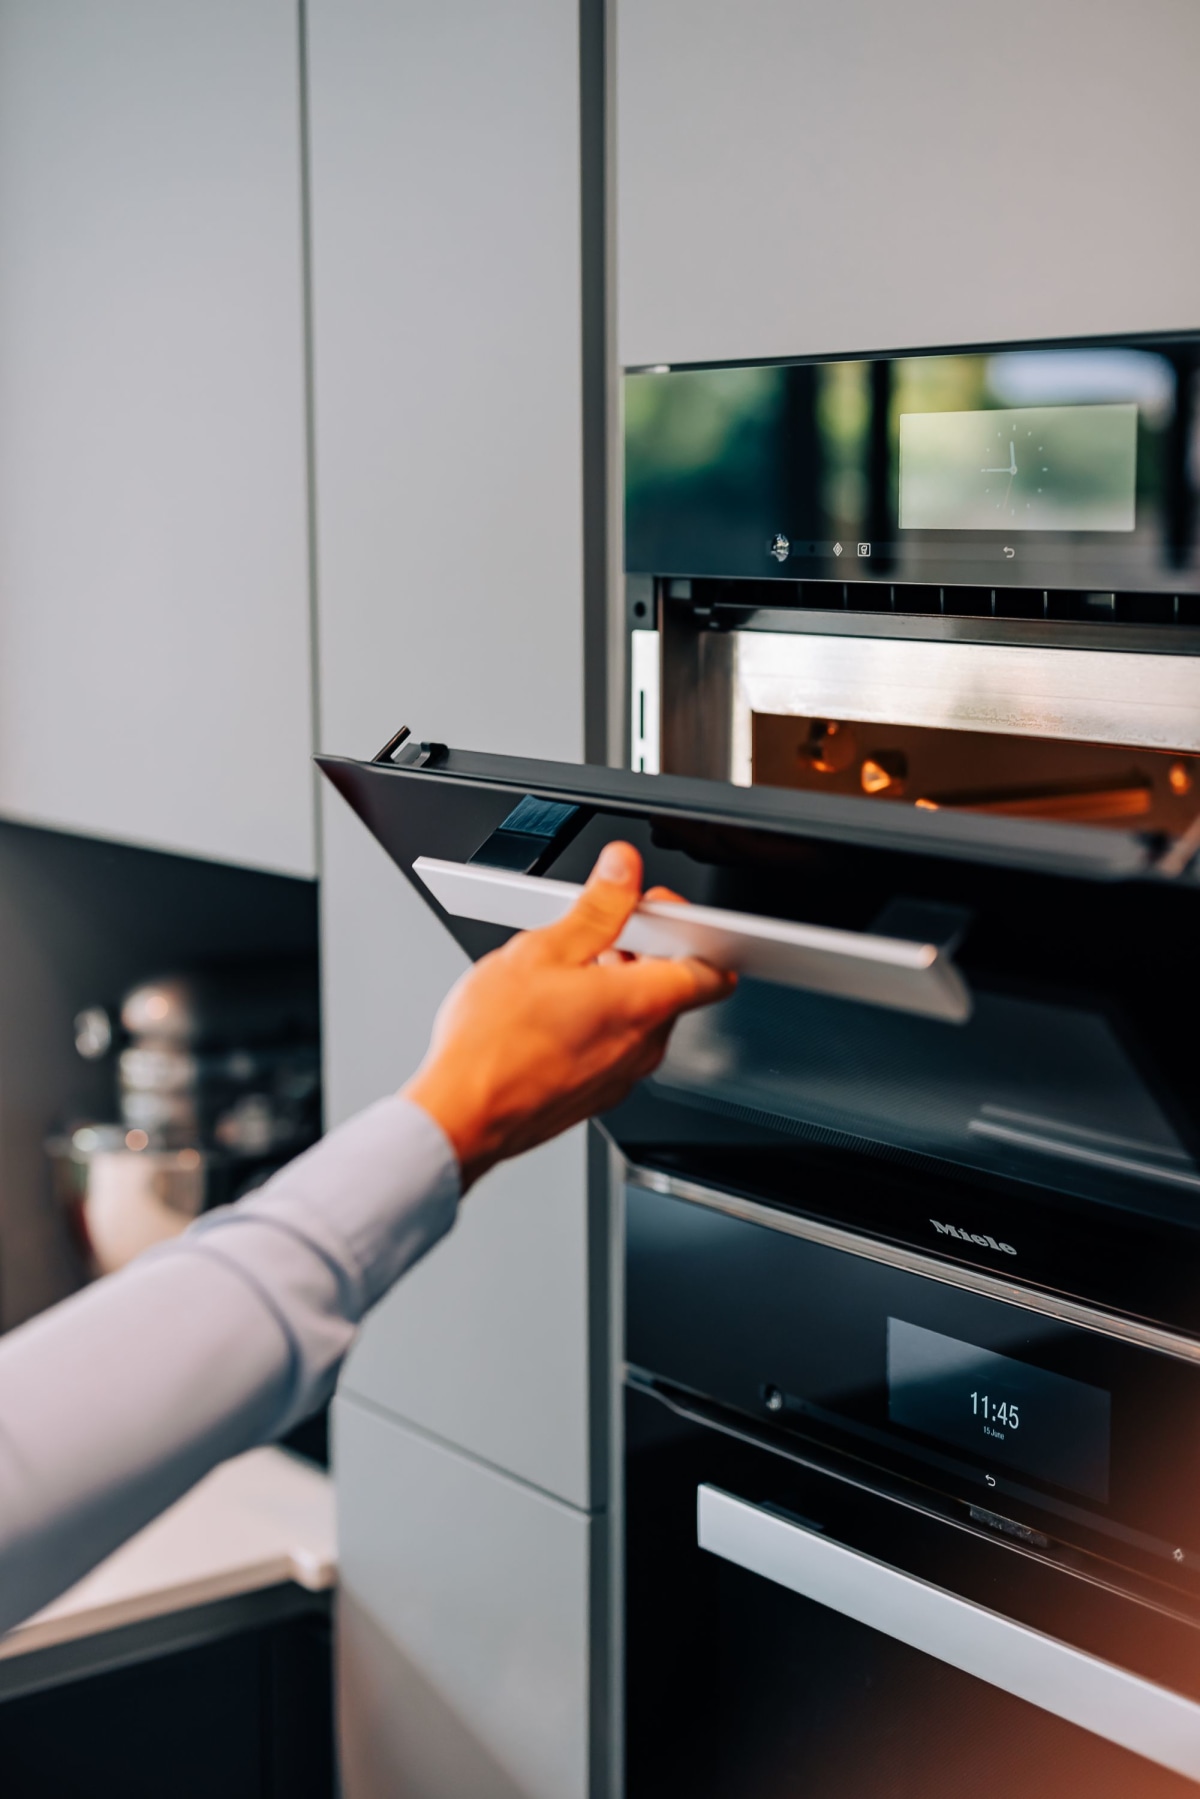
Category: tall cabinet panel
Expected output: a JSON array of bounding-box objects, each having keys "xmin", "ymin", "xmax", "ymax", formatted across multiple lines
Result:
[
  {"xmin": 337, "ymin": 1398, "xmax": 599, "ymax": 1799},
  {"xmin": 318, "ymin": 798, "xmax": 595, "ymax": 1508},
  {"xmin": 617, "ymin": 0, "xmax": 1200, "ymax": 367},
  {"xmin": 308, "ymin": 0, "xmax": 589, "ymax": 1474},
  {"xmin": 307, "ymin": 0, "xmax": 585, "ymax": 778},
  {"xmin": 305, "ymin": 1, "xmax": 600, "ymax": 1789},
  {"xmin": 0, "ymin": 0, "xmax": 314, "ymax": 875}
]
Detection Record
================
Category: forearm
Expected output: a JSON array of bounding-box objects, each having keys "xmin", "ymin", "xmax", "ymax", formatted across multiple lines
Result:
[{"xmin": 0, "ymin": 1097, "xmax": 458, "ymax": 1634}]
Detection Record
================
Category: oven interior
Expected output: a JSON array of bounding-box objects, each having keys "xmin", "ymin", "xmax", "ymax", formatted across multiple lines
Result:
[
  {"xmin": 648, "ymin": 594, "xmax": 1200, "ymax": 834},
  {"xmin": 620, "ymin": 587, "xmax": 1200, "ymax": 1258}
]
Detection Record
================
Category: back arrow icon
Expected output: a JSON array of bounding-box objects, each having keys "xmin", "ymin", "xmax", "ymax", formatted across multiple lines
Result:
[{"xmin": 1003, "ymin": 546, "xmax": 1015, "ymax": 559}]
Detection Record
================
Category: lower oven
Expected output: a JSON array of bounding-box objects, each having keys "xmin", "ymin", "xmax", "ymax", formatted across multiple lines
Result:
[{"xmin": 625, "ymin": 1178, "xmax": 1200, "ymax": 1798}]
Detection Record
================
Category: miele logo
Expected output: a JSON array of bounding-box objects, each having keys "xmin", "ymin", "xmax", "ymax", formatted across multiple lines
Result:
[{"xmin": 930, "ymin": 1219, "xmax": 1017, "ymax": 1256}]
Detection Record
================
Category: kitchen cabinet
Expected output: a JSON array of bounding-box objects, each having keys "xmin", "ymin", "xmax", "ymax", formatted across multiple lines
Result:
[
  {"xmin": 307, "ymin": 0, "xmax": 593, "ymax": 1490},
  {"xmin": 0, "ymin": 1615, "xmax": 332, "ymax": 1799},
  {"xmin": 616, "ymin": 0, "xmax": 1200, "ymax": 368},
  {"xmin": 304, "ymin": 0, "xmax": 606, "ymax": 1790},
  {"xmin": 336, "ymin": 1398, "xmax": 603, "ymax": 1799},
  {"xmin": 320, "ymin": 800, "xmax": 599, "ymax": 1508},
  {"xmin": 0, "ymin": 0, "xmax": 314, "ymax": 875},
  {"xmin": 0, "ymin": 1449, "xmax": 335, "ymax": 1799}
]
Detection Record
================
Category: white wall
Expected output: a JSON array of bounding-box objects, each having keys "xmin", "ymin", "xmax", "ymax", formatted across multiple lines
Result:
[
  {"xmin": 617, "ymin": 0, "xmax": 1200, "ymax": 368},
  {"xmin": 0, "ymin": 0, "xmax": 314, "ymax": 875}
]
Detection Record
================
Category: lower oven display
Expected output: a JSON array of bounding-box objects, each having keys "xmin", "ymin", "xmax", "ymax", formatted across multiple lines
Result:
[{"xmin": 887, "ymin": 1318, "xmax": 1111, "ymax": 1502}]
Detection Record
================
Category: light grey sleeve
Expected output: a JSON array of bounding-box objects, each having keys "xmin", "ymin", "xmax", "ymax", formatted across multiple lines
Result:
[{"xmin": 0, "ymin": 1096, "xmax": 459, "ymax": 1635}]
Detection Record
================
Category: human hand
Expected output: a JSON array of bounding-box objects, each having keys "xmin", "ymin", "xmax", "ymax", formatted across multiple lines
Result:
[{"xmin": 401, "ymin": 841, "xmax": 735, "ymax": 1191}]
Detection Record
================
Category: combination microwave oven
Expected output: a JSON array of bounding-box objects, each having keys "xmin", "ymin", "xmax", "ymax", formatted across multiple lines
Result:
[{"xmin": 322, "ymin": 331, "xmax": 1200, "ymax": 1795}]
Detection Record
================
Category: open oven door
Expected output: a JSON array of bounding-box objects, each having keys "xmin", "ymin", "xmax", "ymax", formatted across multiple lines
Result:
[{"xmin": 317, "ymin": 736, "xmax": 1200, "ymax": 1331}]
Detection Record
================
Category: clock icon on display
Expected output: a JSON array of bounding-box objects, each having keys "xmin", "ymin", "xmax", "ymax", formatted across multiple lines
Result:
[
  {"xmin": 898, "ymin": 401, "xmax": 1137, "ymax": 533},
  {"xmin": 981, "ymin": 419, "xmax": 1048, "ymax": 520}
]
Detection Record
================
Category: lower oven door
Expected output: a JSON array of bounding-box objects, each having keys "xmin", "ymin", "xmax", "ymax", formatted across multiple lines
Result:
[{"xmin": 625, "ymin": 1384, "xmax": 1200, "ymax": 1799}]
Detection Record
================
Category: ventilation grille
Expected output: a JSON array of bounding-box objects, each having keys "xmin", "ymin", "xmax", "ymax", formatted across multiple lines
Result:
[{"xmin": 670, "ymin": 578, "xmax": 1200, "ymax": 628}]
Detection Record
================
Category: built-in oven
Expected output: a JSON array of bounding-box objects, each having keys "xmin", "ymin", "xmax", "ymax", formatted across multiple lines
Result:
[
  {"xmin": 625, "ymin": 1180, "xmax": 1200, "ymax": 1796},
  {"xmin": 319, "ymin": 329, "xmax": 1200, "ymax": 1791},
  {"xmin": 319, "ymin": 727, "xmax": 1200, "ymax": 1790}
]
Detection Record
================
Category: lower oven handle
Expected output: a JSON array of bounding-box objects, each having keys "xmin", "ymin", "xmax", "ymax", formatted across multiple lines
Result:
[
  {"xmin": 698, "ymin": 1484, "xmax": 1200, "ymax": 1783},
  {"xmin": 412, "ymin": 856, "xmax": 972, "ymax": 1021}
]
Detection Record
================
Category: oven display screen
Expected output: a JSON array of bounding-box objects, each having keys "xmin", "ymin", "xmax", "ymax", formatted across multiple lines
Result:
[
  {"xmin": 886, "ymin": 1318, "xmax": 1111, "ymax": 1501},
  {"xmin": 898, "ymin": 403, "xmax": 1137, "ymax": 533},
  {"xmin": 624, "ymin": 335, "xmax": 1197, "ymax": 593}
]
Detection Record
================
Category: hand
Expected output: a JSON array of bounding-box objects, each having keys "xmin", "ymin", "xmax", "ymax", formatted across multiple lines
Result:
[{"xmin": 401, "ymin": 841, "xmax": 735, "ymax": 1191}]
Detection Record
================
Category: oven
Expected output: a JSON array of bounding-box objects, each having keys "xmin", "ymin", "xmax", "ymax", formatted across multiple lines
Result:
[
  {"xmin": 319, "ymin": 329, "xmax": 1200, "ymax": 1793},
  {"xmin": 625, "ymin": 1180, "xmax": 1200, "ymax": 1797}
]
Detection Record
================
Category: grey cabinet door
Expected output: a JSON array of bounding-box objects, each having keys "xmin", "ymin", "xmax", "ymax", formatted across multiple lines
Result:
[
  {"xmin": 0, "ymin": 0, "xmax": 314, "ymax": 874},
  {"xmin": 336, "ymin": 1397, "xmax": 603, "ymax": 1799},
  {"xmin": 307, "ymin": 7, "xmax": 604, "ymax": 1786},
  {"xmin": 308, "ymin": 0, "xmax": 598, "ymax": 1504},
  {"xmin": 617, "ymin": 0, "xmax": 1200, "ymax": 367}
]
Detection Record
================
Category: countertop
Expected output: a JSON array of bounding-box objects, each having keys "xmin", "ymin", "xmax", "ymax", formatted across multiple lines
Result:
[{"xmin": 0, "ymin": 1446, "xmax": 336, "ymax": 1666}]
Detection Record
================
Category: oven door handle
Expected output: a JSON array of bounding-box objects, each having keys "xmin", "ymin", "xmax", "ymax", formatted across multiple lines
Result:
[
  {"xmin": 412, "ymin": 857, "xmax": 972, "ymax": 1022},
  {"xmin": 698, "ymin": 1484, "xmax": 1200, "ymax": 1782}
]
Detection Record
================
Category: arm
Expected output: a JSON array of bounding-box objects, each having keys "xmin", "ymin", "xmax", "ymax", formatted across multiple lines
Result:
[
  {"xmin": 0, "ymin": 1097, "xmax": 458, "ymax": 1634},
  {"xmin": 0, "ymin": 843, "xmax": 731, "ymax": 1634}
]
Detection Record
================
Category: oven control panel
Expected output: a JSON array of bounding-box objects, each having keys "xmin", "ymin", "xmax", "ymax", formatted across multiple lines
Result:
[{"xmin": 626, "ymin": 1179, "xmax": 1200, "ymax": 1589}]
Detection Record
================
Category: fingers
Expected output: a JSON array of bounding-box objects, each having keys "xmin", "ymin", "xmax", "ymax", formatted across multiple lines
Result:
[
  {"xmin": 673, "ymin": 956, "xmax": 738, "ymax": 1012},
  {"xmin": 643, "ymin": 885, "xmax": 688, "ymax": 905},
  {"xmin": 526, "ymin": 840, "xmax": 644, "ymax": 966},
  {"xmin": 606, "ymin": 952, "xmax": 736, "ymax": 1026},
  {"xmin": 524, "ymin": 856, "xmax": 691, "ymax": 970}
]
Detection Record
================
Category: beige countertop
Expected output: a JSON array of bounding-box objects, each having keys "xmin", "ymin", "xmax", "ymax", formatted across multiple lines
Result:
[{"xmin": 0, "ymin": 1446, "xmax": 336, "ymax": 1663}]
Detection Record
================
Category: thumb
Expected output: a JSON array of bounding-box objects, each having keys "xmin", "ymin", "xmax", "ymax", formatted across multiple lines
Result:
[{"xmin": 530, "ymin": 841, "xmax": 643, "ymax": 965}]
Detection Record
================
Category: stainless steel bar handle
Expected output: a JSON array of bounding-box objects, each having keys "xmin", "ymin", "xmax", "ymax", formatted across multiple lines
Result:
[
  {"xmin": 698, "ymin": 1484, "xmax": 1200, "ymax": 1783},
  {"xmin": 412, "ymin": 857, "xmax": 972, "ymax": 1022}
]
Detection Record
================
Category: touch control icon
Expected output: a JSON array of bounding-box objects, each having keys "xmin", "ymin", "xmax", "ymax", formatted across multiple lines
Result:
[
  {"xmin": 832, "ymin": 541, "xmax": 844, "ymax": 557},
  {"xmin": 769, "ymin": 533, "xmax": 790, "ymax": 563},
  {"xmin": 1003, "ymin": 545, "xmax": 1016, "ymax": 559},
  {"xmin": 857, "ymin": 542, "xmax": 871, "ymax": 558}
]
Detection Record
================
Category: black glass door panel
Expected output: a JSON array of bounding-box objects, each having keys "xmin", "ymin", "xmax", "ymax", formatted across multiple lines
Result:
[
  {"xmin": 626, "ymin": 1387, "xmax": 1200, "ymax": 1799},
  {"xmin": 317, "ymin": 747, "xmax": 1200, "ymax": 1317},
  {"xmin": 648, "ymin": 976, "xmax": 1198, "ymax": 1226}
]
